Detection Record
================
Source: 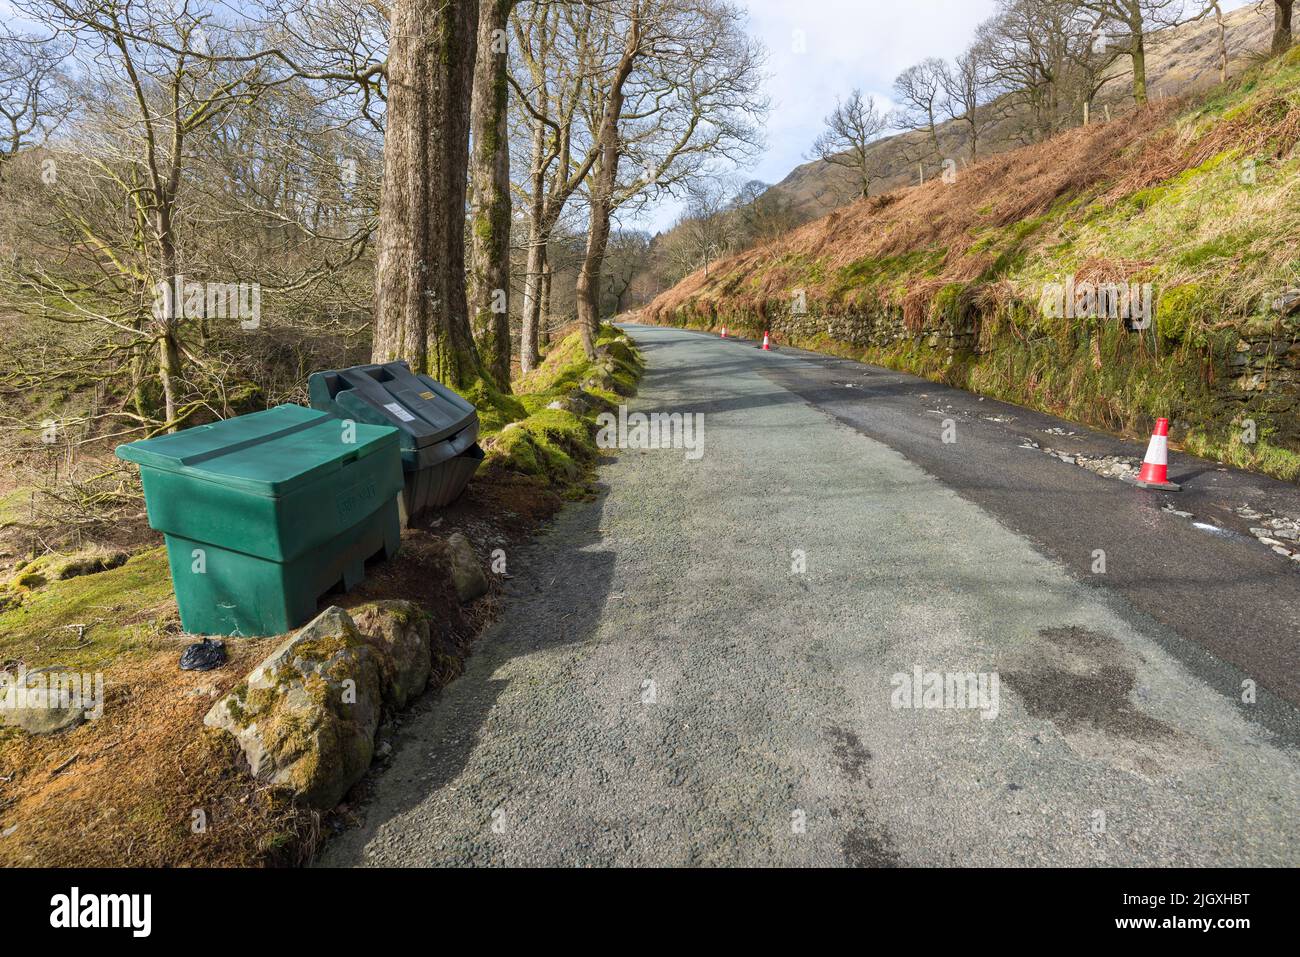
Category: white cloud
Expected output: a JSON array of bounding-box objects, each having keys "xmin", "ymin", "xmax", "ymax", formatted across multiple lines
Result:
[{"xmin": 748, "ymin": 0, "xmax": 998, "ymax": 182}]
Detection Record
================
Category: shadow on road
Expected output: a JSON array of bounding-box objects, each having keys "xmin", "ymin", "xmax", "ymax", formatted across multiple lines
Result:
[{"xmin": 318, "ymin": 483, "xmax": 621, "ymax": 865}]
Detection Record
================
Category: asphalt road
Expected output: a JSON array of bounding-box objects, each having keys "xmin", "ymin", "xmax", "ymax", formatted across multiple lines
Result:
[{"xmin": 321, "ymin": 323, "xmax": 1300, "ymax": 867}]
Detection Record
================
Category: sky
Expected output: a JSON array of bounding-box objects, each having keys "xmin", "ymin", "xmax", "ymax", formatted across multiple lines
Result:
[{"xmin": 632, "ymin": 0, "xmax": 1001, "ymax": 232}]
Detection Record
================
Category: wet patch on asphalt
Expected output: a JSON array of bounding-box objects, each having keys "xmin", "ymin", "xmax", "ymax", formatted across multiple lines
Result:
[
  {"xmin": 1003, "ymin": 627, "xmax": 1215, "ymax": 780},
  {"xmin": 1005, "ymin": 628, "xmax": 1175, "ymax": 741},
  {"xmin": 826, "ymin": 726, "xmax": 873, "ymax": 786},
  {"xmin": 841, "ymin": 826, "xmax": 901, "ymax": 868}
]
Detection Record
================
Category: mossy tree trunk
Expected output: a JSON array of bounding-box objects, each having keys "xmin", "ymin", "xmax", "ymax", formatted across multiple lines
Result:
[
  {"xmin": 373, "ymin": 0, "xmax": 485, "ymax": 391},
  {"xmin": 468, "ymin": 0, "xmax": 515, "ymax": 391},
  {"xmin": 1130, "ymin": 26, "xmax": 1148, "ymax": 106},
  {"xmin": 517, "ymin": 107, "xmax": 554, "ymax": 376}
]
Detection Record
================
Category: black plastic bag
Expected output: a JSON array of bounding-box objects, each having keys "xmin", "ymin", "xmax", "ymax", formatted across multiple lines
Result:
[{"xmin": 180, "ymin": 638, "xmax": 227, "ymax": 671}]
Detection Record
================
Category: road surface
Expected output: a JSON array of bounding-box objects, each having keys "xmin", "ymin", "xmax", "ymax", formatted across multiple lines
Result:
[{"xmin": 321, "ymin": 323, "xmax": 1300, "ymax": 867}]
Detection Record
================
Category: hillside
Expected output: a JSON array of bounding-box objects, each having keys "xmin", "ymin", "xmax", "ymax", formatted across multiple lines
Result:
[
  {"xmin": 765, "ymin": 3, "xmax": 1277, "ymax": 223},
  {"xmin": 643, "ymin": 45, "xmax": 1300, "ymax": 480}
]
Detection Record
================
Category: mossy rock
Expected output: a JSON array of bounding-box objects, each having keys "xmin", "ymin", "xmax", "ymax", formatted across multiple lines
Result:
[
  {"xmin": 350, "ymin": 600, "xmax": 432, "ymax": 709},
  {"xmin": 0, "ymin": 666, "xmax": 91, "ymax": 735},
  {"xmin": 204, "ymin": 606, "xmax": 383, "ymax": 810},
  {"xmin": 487, "ymin": 409, "xmax": 595, "ymax": 482},
  {"xmin": 1158, "ymin": 285, "xmax": 1216, "ymax": 346},
  {"xmin": 461, "ymin": 377, "xmax": 528, "ymax": 434}
]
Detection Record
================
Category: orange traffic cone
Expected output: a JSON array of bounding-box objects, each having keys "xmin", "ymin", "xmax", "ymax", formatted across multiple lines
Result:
[
  {"xmin": 720, "ymin": 326, "xmax": 728, "ymax": 339},
  {"xmin": 760, "ymin": 331, "xmax": 772, "ymax": 351},
  {"xmin": 1123, "ymin": 418, "xmax": 1181, "ymax": 491}
]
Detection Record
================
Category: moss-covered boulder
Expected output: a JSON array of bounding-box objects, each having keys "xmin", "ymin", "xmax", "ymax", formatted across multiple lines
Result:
[
  {"xmin": 203, "ymin": 606, "xmax": 383, "ymax": 810},
  {"xmin": 350, "ymin": 600, "xmax": 431, "ymax": 710},
  {"xmin": 4, "ymin": 549, "xmax": 131, "ymax": 594}
]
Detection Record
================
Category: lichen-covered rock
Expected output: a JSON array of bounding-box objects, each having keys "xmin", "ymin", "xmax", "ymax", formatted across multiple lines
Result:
[
  {"xmin": 203, "ymin": 606, "xmax": 382, "ymax": 809},
  {"xmin": 350, "ymin": 600, "xmax": 431, "ymax": 710},
  {"xmin": 445, "ymin": 533, "xmax": 488, "ymax": 604},
  {"xmin": 0, "ymin": 667, "xmax": 91, "ymax": 734}
]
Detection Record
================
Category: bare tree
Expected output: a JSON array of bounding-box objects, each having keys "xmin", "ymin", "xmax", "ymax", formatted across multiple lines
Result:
[
  {"xmin": 0, "ymin": 29, "xmax": 70, "ymax": 178},
  {"xmin": 572, "ymin": 0, "xmax": 766, "ymax": 357},
  {"xmin": 735, "ymin": 179, "xmax": 799, "ymax": 245},
  {"xmin": 1208, "ymin": 0, "xmax": 1228, "ymax": 82},
  {"xmin": 1080, "ymin": 0, "xmax": 1188, "ymax": 105},
  {"xmin": 601, "ymin": 228, "xmax": 650, "ymax": 314},
  {"xmin": 669, "ymin": 178, "xmax": 740, "ymax": 277},
  {"xmin": 372, "ymin": 0, "xmax": 483, "ymax": 388},
  {"xmin": 509, "ymin": 0, "xmax": 602, "ymax": 373},
  {"xmin": 6, "ymin": 0, "xmax": 289, "ymax": 429},
  {"xmin": 893, "ymin": 58, "xmax": 948, "ymax": 162},
  {"xmin": 940, "ymin": 43, "xmax": 996, "ymax": 162},
  {"xmin": 572, "ymin": 0, "xmax": 641, "ymax": 358},
  {"xmin": 809, "ymin": 90, "xmax": 893, "ymax": 197},
  {"xmin": 980, "ymin": 0, "xmax": 1097, "ymax": 139}
]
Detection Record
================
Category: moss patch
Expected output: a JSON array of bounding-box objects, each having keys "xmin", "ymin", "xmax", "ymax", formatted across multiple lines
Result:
[
  {"xmin": 0, "ymin": 548, "xmax": 175, "ymax": 670},
  {"xmin": 481, "ymin": 324, "xmax": 644, "ymax": 492}
]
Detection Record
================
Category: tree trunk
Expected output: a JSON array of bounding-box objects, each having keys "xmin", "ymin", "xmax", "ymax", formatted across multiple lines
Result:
[
  {"xmin": 575, "ymin": 6, "xmax": 640, "ymax": 359},
  {"xmin": 372, "ymin": 0, "xmax": 434, "ymax": 372},
  {"xmin": 539, "ymin": 256, "xmax": 552, "ymax": 347},
  {"xmin": 373, "ymin": 0, "xmax": 483, "ymax": 390},
  {"xmin": 575, "ymin": 183, "xmax": 613, "ymax": 358},
  {"xmin": 517, "ymin": 113, "xmax": 548, "ymax": 375},
  {"xmin": 468, "ymin": 0, "xmax": 514, "ymax": 391},
  {"xmin": 519, "ymin": 235, "xmax": 545, "ymax": 374},
  {"xmin": 1131, "ymin": 20, "xmax": 1148, "ymax": 106},
  {"xmin": 154, "ymin": 208, "xmax": 182, "ymax": 430},
  {"xmin": 427, "ymin": 0, "xmax": 482, "ymax": 387},
  {"xmin": 157, "ymin": 329, "xmax": 181, "ymax": 428},
  {"xmin": 1275, "ymin": 0, "xmax": 1295, "ymax": 57}
]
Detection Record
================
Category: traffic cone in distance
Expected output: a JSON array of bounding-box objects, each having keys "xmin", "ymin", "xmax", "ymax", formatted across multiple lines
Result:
[
  {"xmin": 760, "ymin": 331, "xmax": 772, "ymax": 351},
  {"xmin": 720, "ymin": 326, "xmax": 728, "ymax": 339},
  {"xmin": 1123, "ymin": 418, "xmax": 1181, "ymax": 491}
]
